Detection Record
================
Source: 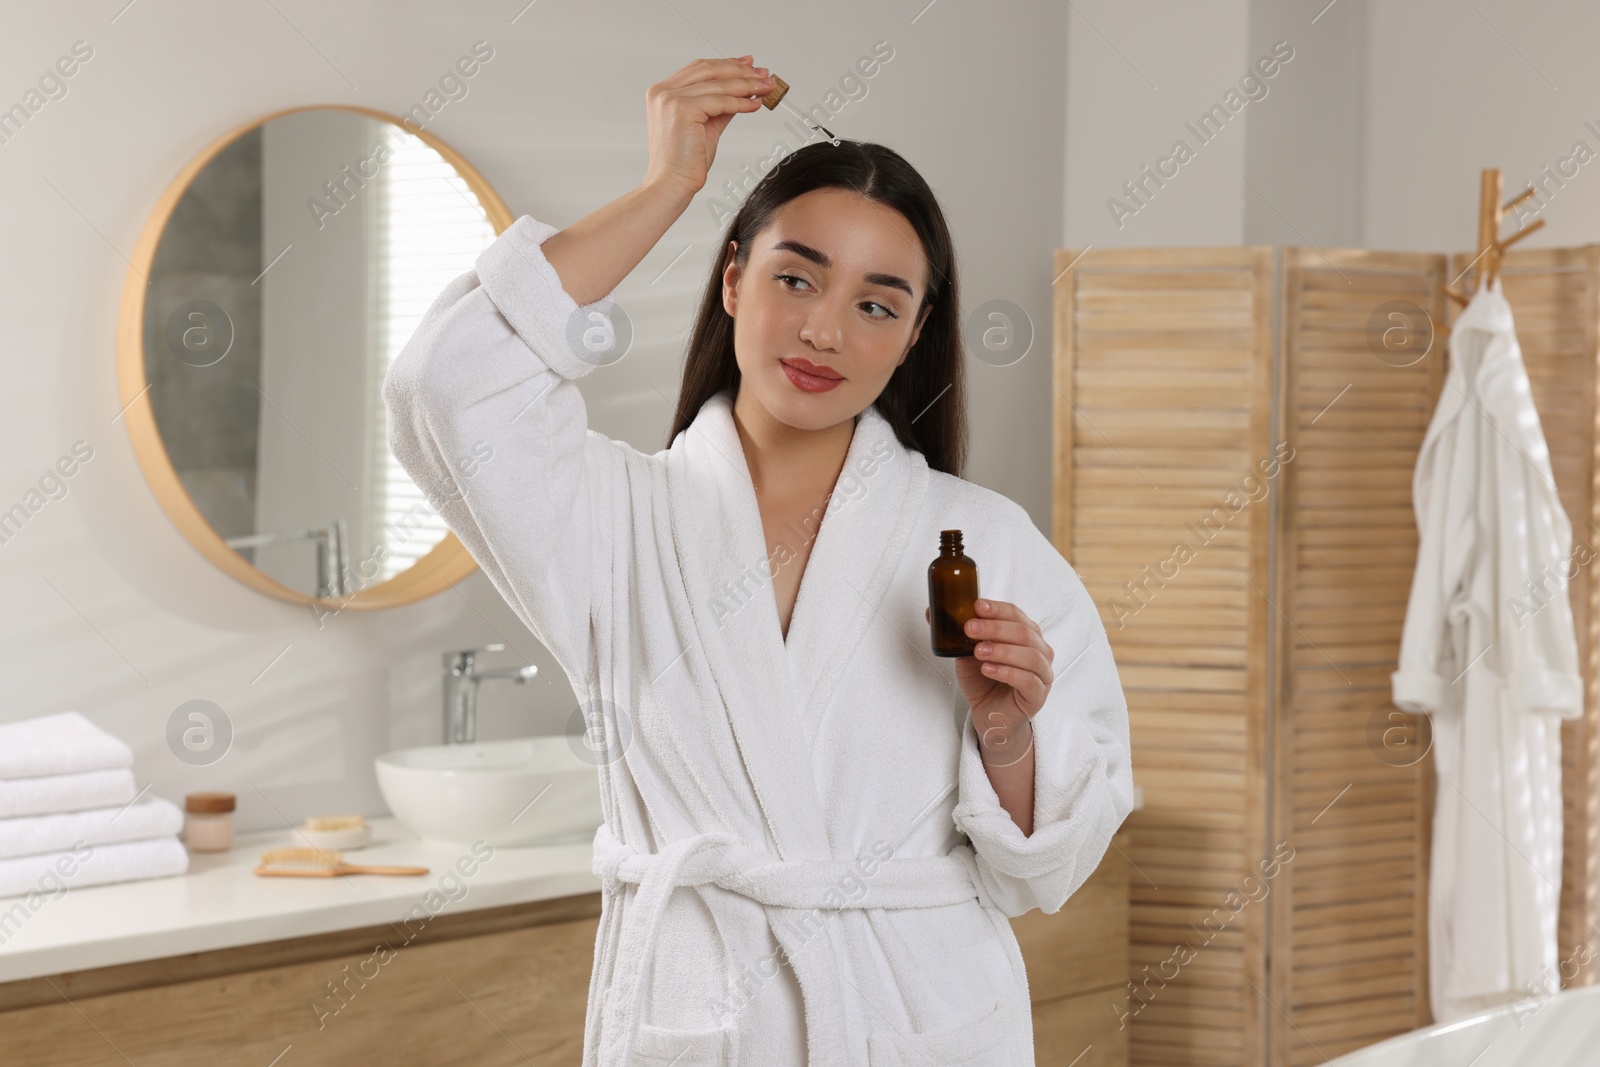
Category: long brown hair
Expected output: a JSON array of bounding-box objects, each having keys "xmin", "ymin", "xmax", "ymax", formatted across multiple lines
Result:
[{"xmin": 665, "ymin": 139, "xmax": 967, "ymax": 477}]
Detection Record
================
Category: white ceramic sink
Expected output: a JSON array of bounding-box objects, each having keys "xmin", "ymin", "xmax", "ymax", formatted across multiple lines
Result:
[{"xmin": 375, "ymin": 737, "xmax": 602, "ymax": 848}]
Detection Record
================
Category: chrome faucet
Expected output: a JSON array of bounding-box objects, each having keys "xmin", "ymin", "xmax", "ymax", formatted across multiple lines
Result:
[
  {"xmin": 226, "ymin": 519, "xmax": 349, "ymax": 598},
  {"xmin": 442, "ymin": 643, "xmax": 539, "ymax": 744}
]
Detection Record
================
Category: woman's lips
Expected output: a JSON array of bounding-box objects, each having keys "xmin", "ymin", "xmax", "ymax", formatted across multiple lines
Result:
[{"xmin": 780, "ymin": 358, "xmax": 844, "ymax": 393}]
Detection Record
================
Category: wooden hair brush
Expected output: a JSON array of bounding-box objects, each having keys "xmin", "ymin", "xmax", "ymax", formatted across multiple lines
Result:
[{"xmin": 255, "ymin": 846, "xmax": 428, "ymax": 877}]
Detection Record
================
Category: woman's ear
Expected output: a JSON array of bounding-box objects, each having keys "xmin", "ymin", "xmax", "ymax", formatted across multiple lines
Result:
[
  {"xmin": 721, "ymin": 240, "xmax": 741, "ymax": 317},
  {"xmin": 900, "ymin": 302, "xmax": 933, "ymax": 365}
]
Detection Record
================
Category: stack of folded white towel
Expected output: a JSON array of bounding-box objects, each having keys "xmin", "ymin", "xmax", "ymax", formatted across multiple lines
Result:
[{"xmin": 0, "ymin": 711, "xmax": 189, "ymax": 900}]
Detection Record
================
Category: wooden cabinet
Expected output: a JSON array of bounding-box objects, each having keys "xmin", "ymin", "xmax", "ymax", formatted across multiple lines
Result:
[
  {"xmin": 1014, "ymin": 827, "xmax": 1132, "ymax": 1066},
  {"xmin": 0, "ymin": 839, "xmax": 1131, "ymax": 1065},
  {"xmin": 0, "ymin": 894, "xmax": 604, "ymax": 1065}
]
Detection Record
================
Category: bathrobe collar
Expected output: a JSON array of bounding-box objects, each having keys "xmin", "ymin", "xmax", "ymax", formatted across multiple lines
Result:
[{"xmin": 664, "ymin": 387, "xmax": 930, "ymax": 859}]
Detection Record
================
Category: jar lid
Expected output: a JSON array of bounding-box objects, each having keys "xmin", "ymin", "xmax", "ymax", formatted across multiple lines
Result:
[{"xmin": 185, "ymin": 791, "xmax": 236, "ymax": 813}]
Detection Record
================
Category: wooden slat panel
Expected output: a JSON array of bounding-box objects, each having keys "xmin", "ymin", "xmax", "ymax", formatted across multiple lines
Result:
[
  {"xmin": 1271, "ymin": 248, "xmax": 1446, "ymax": 1067},
  {"xmin": 1056, "ymin": 247, "xmax": 1274, "ymax": 1067}
]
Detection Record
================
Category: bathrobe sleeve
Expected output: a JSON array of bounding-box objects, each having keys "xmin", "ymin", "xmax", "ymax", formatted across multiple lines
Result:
[
  {"xmin": 381, "ymin": 214, "xmax": 625, "ymax": 674},
  {"xmin": 950, "ymin": 514, "xmax": 1136, "ymax": 918},
  {"xmin": 1390, "ymin": 416, "xmax": 1454, "ymax": 717},
  {"xmin": 1495, "ymin": 388, "xmax": 1584, "ymax": 719}
]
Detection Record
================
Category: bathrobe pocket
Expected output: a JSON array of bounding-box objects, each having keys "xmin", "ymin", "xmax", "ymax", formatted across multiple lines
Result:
[
  {"xmin": 634, "ymin": 1019, "xmax": 733, "ymax": 1065},
  {"xmin": 600, "ymin": 985, "xmax": 735, "ymax": 1066},
  {"xmin": 865, "ymin": 994, "xmax": 1014, "ymax": 1066}
]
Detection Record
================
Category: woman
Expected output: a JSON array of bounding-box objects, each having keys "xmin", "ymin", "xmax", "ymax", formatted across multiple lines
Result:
[{"xmin": 384, "ymin": 54, "xmax": 1133, "ymax": 1067}]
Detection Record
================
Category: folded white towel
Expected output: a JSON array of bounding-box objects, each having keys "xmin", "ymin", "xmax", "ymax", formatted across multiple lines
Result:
[
  {"xmin": 0, "ymin": 797, "xmax": 184, "ymax": 860},
  {"xmin": 0, "ymin": 711, "xmax": 134, "ymax": 780},
  {"xmin": 0, "ymin": 836, "xmax": 189, "ymax": 900},
  {"xmin": 0, "ymin": 769, "xmax": 136, "ymax": 819}
]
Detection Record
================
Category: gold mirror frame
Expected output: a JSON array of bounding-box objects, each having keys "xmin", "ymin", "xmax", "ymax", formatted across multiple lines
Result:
[{"xmin": 116, "ymin": 104, "xmax": 510, "ymax": 610}]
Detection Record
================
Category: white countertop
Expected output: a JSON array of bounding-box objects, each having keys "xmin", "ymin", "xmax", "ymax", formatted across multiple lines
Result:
[
  {"xmin": 0, "ymin": 817, "xmax": 601, "ymax": 984},
  {"xmin": 0, "ymin": 783, "xmax": 1146, "ymax": 986}
]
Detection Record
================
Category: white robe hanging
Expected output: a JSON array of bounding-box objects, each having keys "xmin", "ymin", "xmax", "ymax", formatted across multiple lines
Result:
[
  {"xmin": 383, "ymin": 213, "xmax": 1136, "ymax": 1066},
  {"xmin": 1391, "ymin": 277, "xmax": 1585, "ymax": 1025}
]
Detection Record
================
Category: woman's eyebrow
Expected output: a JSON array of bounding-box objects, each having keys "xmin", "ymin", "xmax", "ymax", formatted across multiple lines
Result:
[{"xmin": 771, "ymin": 238, "xmax": 915, "ymax": 297}]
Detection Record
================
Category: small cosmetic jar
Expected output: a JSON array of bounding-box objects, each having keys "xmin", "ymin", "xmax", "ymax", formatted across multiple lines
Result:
[{"xmin": 184, "ymin": 792, "xmax": 237, "ymax": 852}]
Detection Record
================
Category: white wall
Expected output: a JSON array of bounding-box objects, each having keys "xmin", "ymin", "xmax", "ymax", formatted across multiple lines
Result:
[
  {"xmin": 1066, "ymin": 0, "xmax": 1255, "ymax": 246},
  {"xmin": 1365, "ymin": 0, "xmax": 1600, "ymax": 254},
  {"xmin": 1245, "ymin": 0, "xmax": 1368, "ymax": 247},
  {"xmin": 0, "ymin": 0, "xmax": 1068, "ymax": 833},
  {"xmin": 1076, "ymin": 0, "xmax": 1600, "ymax": 256},
  {"xmin": 1065, "ymin": 0, "xmax": 1370, "ymax": 249}
]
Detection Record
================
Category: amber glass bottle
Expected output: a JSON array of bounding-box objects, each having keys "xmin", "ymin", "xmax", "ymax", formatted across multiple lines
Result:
[{"xmin": 929, "ymin": 529, "xmax": 980, "ymax": 657}]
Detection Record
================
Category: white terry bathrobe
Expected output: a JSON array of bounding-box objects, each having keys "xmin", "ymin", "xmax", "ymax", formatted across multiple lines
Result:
[
  {"xmin": 1392, "ymin": 278, "xmax": 1585, "ymax": 1024},
  {"xmin": 383, "ymin": 214, "xmax": 1136, "ymax": 1066}
]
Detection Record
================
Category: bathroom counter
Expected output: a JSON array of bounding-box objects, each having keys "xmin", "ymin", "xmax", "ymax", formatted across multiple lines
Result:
[
  {"xmin": 0, "ymin": 816, "xmax": 600, "ymax": 984},
  {"xmin": 0, "ymin": 801, "xmax": 1144, "ymax": 1064},
  {"xmin": 0, "ymin": 782, "xmax": 1145, "ymax": 986}
]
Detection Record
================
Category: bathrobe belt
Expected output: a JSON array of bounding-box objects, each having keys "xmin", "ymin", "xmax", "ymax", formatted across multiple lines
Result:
[{"xmin": 591, "ymin": 820, "xmax": 994, "ymax": 1066}]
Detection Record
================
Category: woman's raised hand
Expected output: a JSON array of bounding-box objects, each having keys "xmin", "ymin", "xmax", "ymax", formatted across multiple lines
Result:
[
  {"xmin": 542, "ymin": 57, "xmax": 767, "ymax": 306},
  {"xmin": 643, "ymin": 55, "xmax": 773, "ymax": 195}
]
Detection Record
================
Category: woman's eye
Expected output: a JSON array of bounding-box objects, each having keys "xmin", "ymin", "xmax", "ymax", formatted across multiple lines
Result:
[{"xmin": 773, "ymin": 274, "xmax": 898, "ymax": 320}]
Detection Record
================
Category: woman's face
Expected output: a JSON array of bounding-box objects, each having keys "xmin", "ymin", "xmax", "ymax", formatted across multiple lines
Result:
[{"xmin": 722, "ymin": 187, "xmax": 933, "ymax": 432}]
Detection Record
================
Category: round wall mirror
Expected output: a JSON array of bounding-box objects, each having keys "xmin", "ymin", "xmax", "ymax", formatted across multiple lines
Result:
[{"xmin": 118, "ymin": 105, "xmax": 511, "ymax": 609}]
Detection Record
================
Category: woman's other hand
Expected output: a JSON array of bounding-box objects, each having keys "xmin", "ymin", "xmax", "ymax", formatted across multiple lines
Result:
[
  {"xmin": 926, "ymin": 598, "xmax": 1054, "ymax": 767},
  {"xmin": 643, "ymin": 55, "xmax": 773, "ymax": 195}
]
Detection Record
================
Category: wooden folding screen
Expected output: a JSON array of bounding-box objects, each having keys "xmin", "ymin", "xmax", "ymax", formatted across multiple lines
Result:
[{"xmin": 1051, "ymin": 243, "xmax": 1600, "ymax": 1066}]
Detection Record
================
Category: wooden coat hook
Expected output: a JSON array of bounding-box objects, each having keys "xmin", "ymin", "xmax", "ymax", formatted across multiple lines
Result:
[
  {"xmin": 1427, "ymin": 167, "xmax": 1548, "ymax": 337},
  {"xmin": 1441, "ymin": 168, "xmax": 1547, "ymax": 308}
]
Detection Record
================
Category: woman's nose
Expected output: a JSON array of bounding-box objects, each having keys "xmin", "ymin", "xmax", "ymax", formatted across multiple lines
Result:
[{"xmin": 799, "ymin": 303, "xmax": 846, "ymax": 350}]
